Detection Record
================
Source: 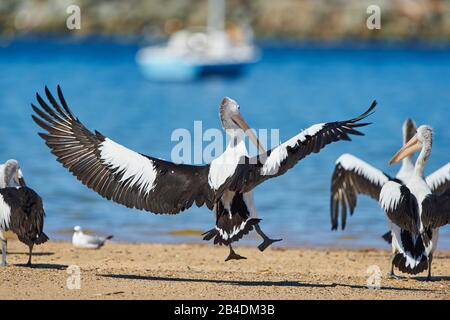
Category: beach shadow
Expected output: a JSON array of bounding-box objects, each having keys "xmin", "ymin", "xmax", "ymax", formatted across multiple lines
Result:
[
  {"xmin": 413, "ymin": 276, "xmax": 450, "ymax": 282},
  {"xmin": 333, "ymin": 283, "xmax": 436, "ymax": 292},
  {"xmin": 98, "ymin": 273, "xmax": 436, "ymax": 292},
  {"xmin": 14, "ymin": 263, "xmax": 68, "ymax": 270},
  {"xmin": 7, "ymin": 252, "xmax": 55, "ymax": 257},
  {"xmin": 99, "ymin": 273, "xmax": 335, "ymax": 288}
]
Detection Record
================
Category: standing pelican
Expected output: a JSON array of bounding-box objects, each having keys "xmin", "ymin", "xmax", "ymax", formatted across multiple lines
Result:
[
  {"xmin": 0, "ymin": 186, "xmax": 48, "ymax": 266},
  {"xmin": 330, "ymin": 119, "xmax": 449, "ymax": 236},
  {"xmin": 380, "ymin": 125, "xmax": 450, "ymax": 279},
  {"xmin": 0, "ymin": 159, "xmax": 36, "ymax": 266},
  {"xmin": 32, "ymin": 86, "xmax": 376, "ymax": 261}
]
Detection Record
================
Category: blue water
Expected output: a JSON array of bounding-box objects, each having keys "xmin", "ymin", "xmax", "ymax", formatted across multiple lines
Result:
[{"xmin": 0, "ymin": 37, "xmax": 449, "ymax": 248}]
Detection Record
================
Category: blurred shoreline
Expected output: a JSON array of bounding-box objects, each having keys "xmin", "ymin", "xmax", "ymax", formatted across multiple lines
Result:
[{"xmin": 1, "ymin": 0, "xmax": 450, "ymax": 41}]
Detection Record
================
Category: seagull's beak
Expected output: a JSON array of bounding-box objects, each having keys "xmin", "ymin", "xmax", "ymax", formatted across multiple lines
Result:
[
  {"xmin": 389, "ymin": 134, "xmax": 421, "ymax": 165},
  {"xmin": 231, "ymin": 113, "xmax": 266, "ymax": 153}
]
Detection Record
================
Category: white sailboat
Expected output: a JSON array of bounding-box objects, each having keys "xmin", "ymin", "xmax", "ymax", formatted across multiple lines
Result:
[{"xmin": 136, "ymin": 0, "xmax": 260, "ymax": 81}]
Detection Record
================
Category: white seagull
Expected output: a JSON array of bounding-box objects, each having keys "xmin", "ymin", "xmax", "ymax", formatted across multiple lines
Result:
[
  {"xmin": 380, "ymin": 125, "xmax": 450, "ymax": 279},
  {"xmin": 32, "ymin": 85, "xmax": 376, "ymax": 261},
  {"xmin": 72, "ymin": 226, "xmax": 113, "ymax": 249},
  {"xmin": 330, "ymin": 119, "xmax": 449, "ymax": 239}
]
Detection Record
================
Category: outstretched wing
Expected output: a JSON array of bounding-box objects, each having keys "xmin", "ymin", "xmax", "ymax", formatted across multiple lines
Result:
[
  {"xmin": 227, "ymin": 101, "xmax": 377, "ymax": 193},
  {"xmin": 32, "ymin": 86, "xmax": 218, "ymax": 214},
  {"xmin": 379, "ymin": 181, "xmax": 420, "ymax": 234},
  {"xmin": 330, "ymin": 154, "xmax": 393, "ymax": 230},
  {"xmin": 426, "ymin": 163, "xmax": 450, "ymax": 194},
  {"xmin": 421, "ymin": 188, "xmax": 450, "ymax": 229}
]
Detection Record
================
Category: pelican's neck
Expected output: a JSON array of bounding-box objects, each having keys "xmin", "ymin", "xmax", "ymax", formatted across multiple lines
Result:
[
  {"xmin": 226, "ymin": 129, "xmax": 244, "ymax": 147},
  {"xmin": 400, "ymin": 155, "xmax": 414, "ymax": 174},
  {"xmin": 401, "ymin": 126, "xmax": 415, "ymax": 173},
  {"xmin": 414, "ymin": 141, "xmax": 432, "ymax": 178},
  {"xmin": 224, "ymin": 130, "xmax": 248, "ymax": 157}
]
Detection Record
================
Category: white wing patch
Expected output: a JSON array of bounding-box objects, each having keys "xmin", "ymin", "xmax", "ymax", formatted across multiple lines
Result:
[
  {"xmin": 338, "ymin": 154, "xmax": 389, "ymax": 186},
  {"xmin": 99, "ymin": 138, "xmax": 157, "ymax": 194},
  {"xmin": 0, "ymin": 194, "xmax": 11, "ymax": 230},
  {"xmin": 426, "ymin": 163, "xmax": 450, "ymax": 191},
  {"xmin": 261, "ymin": 144, "xmax": 288, "ymax": 176},
  {"xmin": 261, "ymin": 123, "xmax": 325, "ymax": 176},
  {"xmin": 380, "ymin": 181, "xmax": 402, "ymax": 212},
  {"xmin": 286, "ymin": 123, "xmax": 325, "ymax": 148}
]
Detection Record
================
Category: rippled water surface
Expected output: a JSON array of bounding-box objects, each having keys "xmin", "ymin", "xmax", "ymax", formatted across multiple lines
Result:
[{"xmin": 0, "ymin": 38, "xmax": 449, "ymax": 248}]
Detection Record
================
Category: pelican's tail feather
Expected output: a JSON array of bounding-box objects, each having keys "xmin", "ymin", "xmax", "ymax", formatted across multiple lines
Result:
[{"xmin": 393, "ymin": 229, "xmax": 430, "ymax": 275}]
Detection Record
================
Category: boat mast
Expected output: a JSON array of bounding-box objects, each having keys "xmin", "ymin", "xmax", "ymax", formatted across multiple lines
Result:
[{"xmin": 207, "ymin": 0, "xmax": 225, "ymax": 32}]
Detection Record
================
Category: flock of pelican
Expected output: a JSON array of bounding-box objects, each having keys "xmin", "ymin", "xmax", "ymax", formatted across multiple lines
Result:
[
  {"xmin": 0, "ymin": 85, "xmax": 448, "ymax": 281},
  {"xmin": 331, "ymin": 119, "xmax": 449, "ymax": 279}
]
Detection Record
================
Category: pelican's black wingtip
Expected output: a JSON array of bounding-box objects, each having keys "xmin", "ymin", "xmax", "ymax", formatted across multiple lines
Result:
[
  {"xmin": 30, "ymin": 103, "xmax": 39, "ymax": 113},
  {"xmin": 365, "ymin": 99, "xmax": 377, "ymax": 116},
  {"xmin": 353, "ymin": 100, "xmax": 377, "ymax": 123}
]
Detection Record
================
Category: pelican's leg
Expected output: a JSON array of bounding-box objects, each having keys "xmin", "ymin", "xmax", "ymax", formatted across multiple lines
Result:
[
  {"xmin": 254, "ymin": 224, "xmax": 282, "ymax": 252},
  {"xmin": 426, "ymin": 255, "xmax": 433, "ymax": 281},
  {"xmin": 26, "ymin": 244, "xmax": 34, "ymax": 267},
  {"xmin": 225, "ymin": 245, "xmax": 246, "ymax": 262},
  {"xmin": 387, "ymin": 254, "xmax": 402, "ymax": 280},
  {"xmin": 1, "ymin": 240, "xmax": 7, "ymax": 267},
  {"xmin": 0, "ymin": 231, "xmax": 7, "ymax": 267}
]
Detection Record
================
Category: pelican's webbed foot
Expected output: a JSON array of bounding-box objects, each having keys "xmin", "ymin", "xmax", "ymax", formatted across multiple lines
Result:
[
  {"xmin": 387, "ymin": 259, "xmax": 405, "ymax": 280},
  {"xmin": 387, "ymin": 272, "xmax": 403, "ymax": 280},
  {"xmin": 225, "ymin": 245, "xmax": 247, "ymax": 262},
  {"xmin": 255, "ymin": 224, "xmax": 282, "ymax": 252}
]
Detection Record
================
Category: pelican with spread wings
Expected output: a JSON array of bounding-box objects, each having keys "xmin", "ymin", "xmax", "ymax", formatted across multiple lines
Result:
[{"xmin": 32, "ymin": 86, "xmax": 376, "ymax": 261}]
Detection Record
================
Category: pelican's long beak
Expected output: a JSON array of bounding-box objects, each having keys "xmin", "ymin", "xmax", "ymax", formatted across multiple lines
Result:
[
  {"xmin": 389, "ymin": 134, "xmax": 421, "ymax": 165},
  {"xmin": 231, "ymin": 113, "xmax": 266, "ymax": 154},
  {"xmin": 17, "ymin": 169, "xmax": 26, "ymax": 187}
]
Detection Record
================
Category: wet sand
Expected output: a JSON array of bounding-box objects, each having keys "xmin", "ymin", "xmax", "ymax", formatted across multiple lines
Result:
[{"xmin": 0, "ymin": 240, "xmax": 448, "ymax": 300}]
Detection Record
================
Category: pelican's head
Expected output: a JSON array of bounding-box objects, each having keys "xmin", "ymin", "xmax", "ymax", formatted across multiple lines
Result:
[
  {"xmin": 390, "ymin": 125, "xmax": 433, "ymax": 165},
  {"xmin": 74, "ymin": 226, "xmax": 82, "ymax": 233},
  {"xmin": 402, "ymin": 118, "xmax": 417, "ymax": 145},
  {"xmin": 219, "ymin": 97, "xmax": 265, "ymax": 153},
  {"xmin": 4, "ymin": 159, "xmax": 26, "ymax": 187}
]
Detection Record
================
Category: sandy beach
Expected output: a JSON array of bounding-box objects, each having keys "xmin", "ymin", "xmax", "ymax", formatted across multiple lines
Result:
[{"xmin": 0, "ymin": 239, "xmax": 448, "ymax": 300}]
